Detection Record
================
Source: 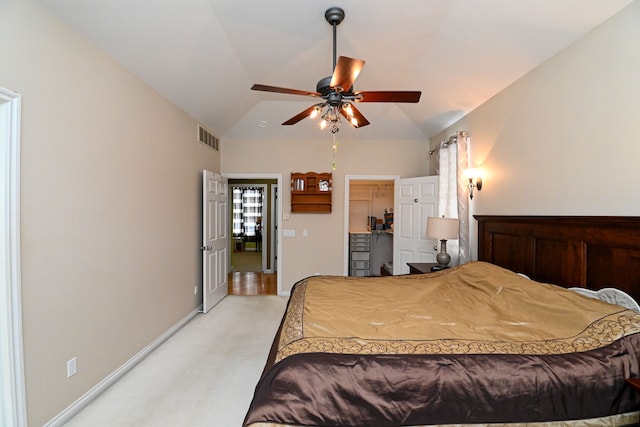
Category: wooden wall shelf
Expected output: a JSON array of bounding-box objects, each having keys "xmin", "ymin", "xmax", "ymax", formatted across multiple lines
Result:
[{"xmin": 291, "ymin": 172, "xmax": 332, "ymax": 213}]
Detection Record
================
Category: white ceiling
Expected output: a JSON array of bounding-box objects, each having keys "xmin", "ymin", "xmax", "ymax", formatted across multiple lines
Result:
[{"xmin": 37, "ymin": 0, "xmax": 633, "ymax": 141}]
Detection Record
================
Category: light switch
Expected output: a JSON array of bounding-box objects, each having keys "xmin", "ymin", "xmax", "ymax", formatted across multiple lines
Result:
[
  {"xmin": 303, "ymin": 229, "xmax": 308, "ymax": 237},
  {"xmin": 283, "ymin": 229, "xmax": 295, "ymax": 237}
]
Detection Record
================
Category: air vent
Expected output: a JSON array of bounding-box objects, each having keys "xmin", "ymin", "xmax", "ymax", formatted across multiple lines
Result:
[{"xmin": 198, "ymin": 125, "xmax": 219, "ymax": 151}]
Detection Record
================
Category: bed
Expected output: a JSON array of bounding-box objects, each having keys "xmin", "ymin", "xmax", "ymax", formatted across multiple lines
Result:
[{"xmin": 243, "ymin": 216, "xmax": 640, "ymax": 427}]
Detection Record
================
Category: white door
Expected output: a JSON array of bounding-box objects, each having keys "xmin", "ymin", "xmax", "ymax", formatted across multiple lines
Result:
[
  {"xmin": 202, "ymin": 170, "xmax": 228, "ymax": 313},
  {"xmin": 393, "ymin": 176, "xmax": 439, "ymax": 275}
]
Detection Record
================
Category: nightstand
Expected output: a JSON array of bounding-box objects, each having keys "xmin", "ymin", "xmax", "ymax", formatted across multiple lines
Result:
[{"xmin": 407, "ymin": 263, "xmax": 448, "ymax": 274}]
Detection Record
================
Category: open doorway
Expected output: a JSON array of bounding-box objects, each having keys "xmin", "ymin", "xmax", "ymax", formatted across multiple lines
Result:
[
  {"xmin": 224, "ymin": 173, "xmax": 283, "ymax": 296},
  {"xmin": 230, "ymin": 184, "xmax": 267, "ymax": 273},
  {"xmin": 344, "ymin": 174, "xmax": 439, "ymax": 277},
  {"xmin": 343, "ymin": 175, "xmax": 398, "ymax": 277}
]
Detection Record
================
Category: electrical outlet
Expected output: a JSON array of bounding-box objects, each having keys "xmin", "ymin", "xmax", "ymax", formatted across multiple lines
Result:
[
  {"xmin": 67, "ymin": 357, "xmax": 77, "ymax": 378},
  {"xmin": 303, "ymin": 229, "xmax": 308, "ymax": 237}
]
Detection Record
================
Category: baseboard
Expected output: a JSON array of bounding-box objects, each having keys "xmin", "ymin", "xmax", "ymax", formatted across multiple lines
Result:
[{"xmin": 43, "ymin": 306, "xmax": 201, "ymax": 427}]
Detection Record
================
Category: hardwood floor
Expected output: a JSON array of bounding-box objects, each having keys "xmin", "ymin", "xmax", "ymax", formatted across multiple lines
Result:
[{"xmin": 228, "ymin": 272, "xmax": 277, "ymax": 295}]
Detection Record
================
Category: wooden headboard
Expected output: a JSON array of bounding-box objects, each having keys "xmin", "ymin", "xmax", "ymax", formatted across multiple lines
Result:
[{"xmin": 475, "ymin": 216, "xmax": 640, "ymax": 302}]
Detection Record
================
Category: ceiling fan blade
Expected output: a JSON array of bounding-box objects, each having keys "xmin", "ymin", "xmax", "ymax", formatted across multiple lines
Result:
[
  {"xmin": 355, "ymin": 91, "xmax": 422, "ymax": 103},
  {"xmin": 251, "ymin": 84, "xmax": 321, "ymax": 97},
  {"xmin": 282, "ymin": 105, "xmax": 320, "ymax": 125},
  {"xmin": 330, "ymin": 56, "xmax": 365, "ymax": 92},
  {"xmin": 341, "ymin": 103, "xmax": 370, "ymax": 128}
]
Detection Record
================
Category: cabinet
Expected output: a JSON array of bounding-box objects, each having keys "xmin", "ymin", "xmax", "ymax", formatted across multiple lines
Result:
[
  {"xmin": 350, "ymin": 232, "xmax": 371, "ymax": 276},
  {"xmin": 291, "ymin": 172, "xmax": 332, "ymax": 213}
]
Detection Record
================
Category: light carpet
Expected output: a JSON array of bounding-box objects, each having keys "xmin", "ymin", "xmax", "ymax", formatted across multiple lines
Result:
[{"xmin": 63, "ymin": 295, "xmax": 287, "ymax": 427}]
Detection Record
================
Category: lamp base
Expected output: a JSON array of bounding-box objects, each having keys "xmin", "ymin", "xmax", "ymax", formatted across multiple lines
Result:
[{"xmin": 436, "ymin": 239, "xmax": 451, "ymax": 266}]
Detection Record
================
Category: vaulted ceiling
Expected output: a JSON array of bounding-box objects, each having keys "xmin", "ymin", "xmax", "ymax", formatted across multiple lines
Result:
[{"xmin": 37, "ymin": 0, "xmax": 633, "ymax": 141}]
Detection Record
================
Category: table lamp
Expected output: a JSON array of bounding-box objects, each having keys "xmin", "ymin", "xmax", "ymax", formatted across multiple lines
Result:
[{"xmin": 426, "ymin": 216, "xmax": 460, "ymax": 268}]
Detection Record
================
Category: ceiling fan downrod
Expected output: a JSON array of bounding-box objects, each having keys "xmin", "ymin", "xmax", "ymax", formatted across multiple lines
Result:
[{"xmin": 324, "ymin": 7, "xmax": 345, "ymax": 71}]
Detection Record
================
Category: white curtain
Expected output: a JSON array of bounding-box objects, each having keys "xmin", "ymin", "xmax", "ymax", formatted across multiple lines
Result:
[
  {"xmin": 232, "ymin": 187, "xmax": 263, "ymax": 237},
  {"xmin": 436, "ymin": 131, "xmax": 470, "ymax": 265}
]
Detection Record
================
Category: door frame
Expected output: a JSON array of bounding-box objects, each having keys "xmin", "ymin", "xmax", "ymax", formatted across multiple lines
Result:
[
  {"xmin": 270, "ymin": 184, "xmax": 278, "ymax": 273},
  {"xmin": 223, "ymin": 173, "xmax": 283, "ymax": 294},
  {"xmin": 343, "ymin": 175, "xmax": 399, "ymax": 276},
  {"xmin": 0, "ymin": 87, "xmax": 27, "ymax": 426}
]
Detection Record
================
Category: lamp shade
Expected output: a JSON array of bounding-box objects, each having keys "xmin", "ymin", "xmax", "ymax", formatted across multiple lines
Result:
[{"xmin": 427, "ymin": 217, "xmax": 460, "ymax": 240}]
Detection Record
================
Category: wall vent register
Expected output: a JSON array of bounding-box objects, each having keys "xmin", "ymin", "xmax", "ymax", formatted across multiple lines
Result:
[{"xmin": 198, "ymin": 125, "xmax": 219, "ymax": 151}]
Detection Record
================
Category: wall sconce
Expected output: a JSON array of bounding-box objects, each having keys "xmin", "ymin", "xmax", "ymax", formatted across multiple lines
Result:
[{"xmin": 463, "ymin": 168, "xmax": 483, "ymax": 199}]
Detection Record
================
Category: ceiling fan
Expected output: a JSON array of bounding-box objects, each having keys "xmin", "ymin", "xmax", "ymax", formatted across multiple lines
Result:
[{"xmin": 251, "ymin": 7, "xmax": 421, "ymax": 133}]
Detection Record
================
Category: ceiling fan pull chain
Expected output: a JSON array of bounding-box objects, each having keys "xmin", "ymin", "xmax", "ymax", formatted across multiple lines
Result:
[{"xmin": 332, "ymin": 133, "xmax": 338, "ymax": 170}]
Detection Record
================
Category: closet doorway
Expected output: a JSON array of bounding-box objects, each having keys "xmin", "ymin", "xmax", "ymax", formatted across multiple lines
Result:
[
  {"xmin": 344, "ymin": 175, "xmax": 398, "ymax": 277},
  {"xmin": 344, "ymin": 174, "xmax": 439, "ymax": 276}
]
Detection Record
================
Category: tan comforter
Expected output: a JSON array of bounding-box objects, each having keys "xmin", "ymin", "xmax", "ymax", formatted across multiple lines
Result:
[{"xmin": 244, "ymin": 262, "xmax": 640, "ymax": 427}]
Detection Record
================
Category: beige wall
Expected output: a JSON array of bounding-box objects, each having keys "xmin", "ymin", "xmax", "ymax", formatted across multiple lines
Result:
[
  {"xmin": 0, "ymin": 0, "xmax": 219, "ymax": 424},
  {"xmin": 222, "ymin": 137, "xmax": 429, "ymax": 290},
  {"xmin": 431, "ymin": 1, "xmax": 640, "ymax": 259},
  {"xmin": 9, "ymin": 0, "xmax": 636, "ymax": 423}
]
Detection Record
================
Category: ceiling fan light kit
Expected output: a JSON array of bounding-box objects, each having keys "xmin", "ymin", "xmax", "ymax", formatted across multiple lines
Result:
[{"xmin": 251, "ymin": 7, "xmax": 421, "ymax": 133}]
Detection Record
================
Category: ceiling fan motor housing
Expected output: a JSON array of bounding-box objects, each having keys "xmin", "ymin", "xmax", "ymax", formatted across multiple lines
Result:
[{"xmin": 316, "ymin": 76, "xmax": 334, "ymax": 96}]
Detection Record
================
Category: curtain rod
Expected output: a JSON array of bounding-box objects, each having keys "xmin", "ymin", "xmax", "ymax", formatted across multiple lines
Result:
[
  {"xmin": 428, "ymin": 131, "xmax": 468, "ymax": 155},
  {"xmin": 429, "ymin": 135, "xmax": 457, "ymax": 155}
]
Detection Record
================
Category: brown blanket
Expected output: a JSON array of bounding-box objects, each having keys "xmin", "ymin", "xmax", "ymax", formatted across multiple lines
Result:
[{"xmin": 244, "ymin": 262, "xmax": 640, "ymax": 426}]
